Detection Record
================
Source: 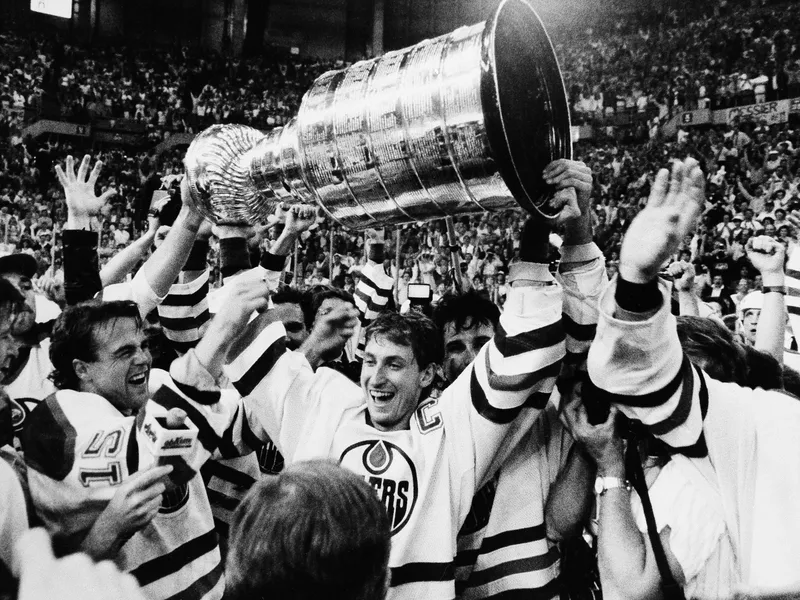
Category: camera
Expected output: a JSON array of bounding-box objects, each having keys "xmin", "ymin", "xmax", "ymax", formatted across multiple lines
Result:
[{"xmin": 407, "ymin": 283, "xmax": 432, "ymax": 305}]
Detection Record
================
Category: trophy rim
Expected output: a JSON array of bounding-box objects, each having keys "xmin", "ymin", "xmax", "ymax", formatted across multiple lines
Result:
[{"xmin": 480, "ymin": 0, "xmax": 573, "ymax": 220}]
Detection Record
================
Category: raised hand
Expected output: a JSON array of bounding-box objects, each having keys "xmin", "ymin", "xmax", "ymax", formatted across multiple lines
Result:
[
  {"xmin": 300, "ymin": 302, "xmax": 360, "ymax": 368},
  {"xmin": 285, "ymin": 205, "xmax": 318, "ymax": 235},
  {"xmin": 746, "ymin": 235, "xmax": 785, "ymax": 278},
  {"xmin": 544, "ymin": 159, "xmax": 593, "ymax": 213},
  {"xmin": 667, "ymin": 260, "xmax": 696, "ymax": 293},
  {"xmin": 559, "ymin": 390, "xmax": 624, "ymax": 477},
  {"xmin": 55, "ymin": 155, "xmax": 117, "ymax": 230},
  {"xmin": 619, "ymin": 159, "xmax": 705, "ymax": 284}
]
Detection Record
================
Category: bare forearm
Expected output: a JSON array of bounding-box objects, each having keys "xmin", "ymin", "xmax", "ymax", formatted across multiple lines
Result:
[
  {"xmin": 677, "ymin": 290, "xmax": 699, "ymax": 316},
  {"xmin": 270, "ymin": 231, "xmax": 297, "ymax": 257},
  {"xmin": 756, "ymin": 272, "xmax": 786, "ymax": 362},
  {"xmin": 100, "ymin": 231, "xmax": 156, "ymax": 287},
  {"xmin": 79, "ymin": 515, "xmax": 126, "ymax": 561},
  {"xmin": 143, "ymin": 206, "xmax": 202, "ymax": 297},
  {"xmin": 545, "ymin": 445, "xmax": 595, "ymax": 541},
  {"xmin": 598, "ymin": 488, "xmax": 650, "ymax": 593}
]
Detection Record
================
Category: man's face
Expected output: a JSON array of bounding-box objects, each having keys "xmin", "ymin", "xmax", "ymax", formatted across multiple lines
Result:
[
  {"xmin": 361, "ymin": 335, "xmax": 433, "ymax": 432},
  {"xmin": 2, "ymin": 272, "xmax": 36, "ymax": 333},
  {"xmin": 442, "ymin": 317, "xmax": 495, "ymax": 383},
  {"xmin": 742, "ymin": 309, "xmax": 760, "ymax": 344},
  {"xmin": 271, "ymin": 302, "xmax": 308, "ymax": 350},
  {"xmin": 79, "ymin": 317, "xmax": 152, "ymax": 414},
  {"xmin": 0, "ymin": 309, "xmax": 25, "ymax": 380}
]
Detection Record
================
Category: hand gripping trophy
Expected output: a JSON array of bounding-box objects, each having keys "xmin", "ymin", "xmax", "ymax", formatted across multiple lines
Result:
[{"xmin": 183, "ymin": 0, "xmax": 573, "ymax": 230}]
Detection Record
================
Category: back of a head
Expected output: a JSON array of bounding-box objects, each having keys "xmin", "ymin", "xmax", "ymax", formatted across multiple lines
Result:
[
  {"xmin": 432, "ymin": 290, "xmax": 500, "ymax": 336},
  {"xmin": 676, "ymin": 315, "xmax": 747, "ymax": 385},
  {"xmin": 226, "ymin": 460, "xmax": 391, "ymax": 600}
]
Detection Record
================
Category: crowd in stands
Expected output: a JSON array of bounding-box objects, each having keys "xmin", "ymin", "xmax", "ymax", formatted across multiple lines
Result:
[{"xmin": 2, "ymin": 0, "xmax": 800, "ymax": 599}]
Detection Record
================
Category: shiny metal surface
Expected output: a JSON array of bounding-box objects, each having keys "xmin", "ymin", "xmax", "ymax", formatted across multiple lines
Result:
[{"xmin": 184, "ymin": 0, "xmax": 571, "ymax": 228}]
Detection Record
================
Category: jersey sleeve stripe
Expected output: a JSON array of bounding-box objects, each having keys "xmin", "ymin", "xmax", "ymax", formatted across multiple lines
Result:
[
  {"xmin": 158, "ymin": 310, "xmax": 212, "ymax": 331},
  {"xmin": 588, "ymin": 354, "xmax": 688, "ymax": 409},
  {"xmin": 484, "ymin": 354, "xmax": 561, "ymax": 392},
  {"xmin": 471, "ymin": 369, "xmax": 525, "ymax": 425},
  {"xmin": 161, "ymin": 560, "xmax": 223, "ymax": 600},
  {"xmin": 561, "ymin": 313, "xmax": 597, "ymax": 341},
  {"xmin": 21, "ymin": 395, "xmax": 77, "ymax": 480},
  {"xmin": 464, "ymin": 549, "xmax": 559, "ymax": 588},
  {"xmin": 160, "ymin": 276, "xmax": 209, "ymax": 307},
  {"xmin": 456, "ymin": 525, "xmax": 547, "ymax": 567},
  {"xmin": 390, "ymin": 561, "xmax": 455, "ymax": 587},
  {"xmin": 494, "ymin": 321, "xmax": 565, "ymax": 358},
  {"xmin": 172, "ymin": 380, "xmax": 221, "ymax": 407},
  {"xmin": 230, "ymin": 338, "xmax": 287, "ymax": 398},
  {"xmin": 150, "ymin": 387, "xmax": 220, "ymax": 454},
  {"xmin": 357, "ymin": 266, "xmax": 394, "ymax": 298},
  {"xmin": 458, "ymin": 576, "xmax": 561, "ymax": 600},
  {"xmin": 131, "ymin": 529, "xmax": 218, "ymax": 586},
  {"xmin": 201, "ymin": 459, "xmax": 256, "ymax": 489},
  {"xmin": 647, "ymin": 361, "xmax": 696, "ymax": 436}
]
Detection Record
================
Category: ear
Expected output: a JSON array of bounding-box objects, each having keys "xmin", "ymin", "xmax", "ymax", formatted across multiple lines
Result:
[
  {"xmin": 72, "ymin": 359, "xmax": 92, "ymax": 385},
  {"xmin": 419, "ymin": 362, "xmax": 436, "ymax": 389}
]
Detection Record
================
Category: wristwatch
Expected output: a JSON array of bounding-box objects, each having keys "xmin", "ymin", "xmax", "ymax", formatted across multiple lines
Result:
[{"xmin": 594, "ymin": 476, "xmax": 631, "ymax": 496}]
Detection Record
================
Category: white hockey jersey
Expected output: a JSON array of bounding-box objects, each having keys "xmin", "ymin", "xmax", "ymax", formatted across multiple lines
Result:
[
  {"xmin": 455, "ymin": 242, "xmax": 607, "ymax": 599},
  {"xmin": 587, "ymin": 278, "xmax": 800, "ymax": 590},
  {"xmin": 21, "ymin": 354, "xmax": 252, "ymax": 600},
  {"xmin": 224, "ymin": 264, "xmax": 567, "ymax": 600}
]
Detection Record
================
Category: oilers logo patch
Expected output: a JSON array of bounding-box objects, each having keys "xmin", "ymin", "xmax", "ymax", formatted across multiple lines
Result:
[
  {"xmin": 10, "ymin": 397, "xmax": 35, "ymax": 433},
  {"xmin": 340, "ymin": 440, "xmax": 418, "ymax": 535}
]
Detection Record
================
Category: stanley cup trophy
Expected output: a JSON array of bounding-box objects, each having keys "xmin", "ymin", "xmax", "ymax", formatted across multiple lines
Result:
[{"xmin": 184, "ymin": 0, "xmax": 572, "ymax": 229}]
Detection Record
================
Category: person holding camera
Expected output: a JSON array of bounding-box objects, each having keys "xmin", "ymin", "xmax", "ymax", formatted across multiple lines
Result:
[{"xmin": 586, "ymin": 158, "xmax": 800, "ymax": 595}]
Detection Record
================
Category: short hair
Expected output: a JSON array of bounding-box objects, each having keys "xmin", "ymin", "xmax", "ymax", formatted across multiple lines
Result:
[
  {"xmin": 364, "ymin": 311, "xmax": 443, "ymax": 368},
  {"xmin": 432, "ymin": 291, "xmax": 500, "ymax": 336},
  {"xmin": 310, "ymin": 287, "xmax": 356, "ymax": 327},
  {"xmin": 49, "ymin": 300, "xmax": 142, "ymax": 390},
  {"xmin": 676, "ymin": 316, "xmax": 747, "ymax": 385},
  {"xmin": 272, "ymin": 288, "xmax": 313, "ymax": 327},
  {"xmin": 226, "ymin": 460, "xmax": 391, "ymax": 600}
]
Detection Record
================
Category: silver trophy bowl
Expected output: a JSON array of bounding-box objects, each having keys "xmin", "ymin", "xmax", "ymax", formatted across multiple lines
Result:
[{"xmin": 184, "ymin": 0, "xmax": 572, "ymax": 228}]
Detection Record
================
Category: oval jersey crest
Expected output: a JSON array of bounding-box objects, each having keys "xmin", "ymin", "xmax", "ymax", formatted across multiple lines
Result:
[{"xmin": 340, "ymin": 440, "xmax": 418, "ymax": 535}]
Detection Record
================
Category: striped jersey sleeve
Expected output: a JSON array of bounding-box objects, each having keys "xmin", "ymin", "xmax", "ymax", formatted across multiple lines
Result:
[
  {"xmin": 557, "ymin": 242, "xmax": 607, "ymax": 373},
  {"xmin": 354, "ymin": 261, "xmax": 394, "ymax": 357},
  {"xmin": 157, "ymin": 270, "xmax": 211, "ymax": 354},
  {"xmin": 587, "ymin": 279, "xmax": 707, "ymax": 453},
  {"xmin": 440, "ymin": 263, "xmax": 566, "ymax": 498}
]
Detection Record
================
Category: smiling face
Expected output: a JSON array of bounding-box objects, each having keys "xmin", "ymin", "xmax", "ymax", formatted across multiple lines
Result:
[
  {"xmin": 441, "ymin": 317, "xmax": 494, "ymax": 383},
  {"xmin": 75, "ymin": 317, "xmax": 152, "ymax": 414},
  {"xmin": 361, "ymin": 335, "xmax": 435, "ymax": 432}
]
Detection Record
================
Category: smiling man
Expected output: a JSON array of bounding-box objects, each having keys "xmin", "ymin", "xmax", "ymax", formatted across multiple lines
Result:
[{"xmin": 225, "ymin": 222, "xmax": 568, "ymax": 600}]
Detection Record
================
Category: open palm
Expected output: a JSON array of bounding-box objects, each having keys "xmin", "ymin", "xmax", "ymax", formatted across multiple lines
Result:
[
  {"xmin": 55, "ymin": 154, "xmax": 116, "ymax": 220},
  {"xmin": 619, "ymin": 159, "xmax": 706, "ymax": 284}
]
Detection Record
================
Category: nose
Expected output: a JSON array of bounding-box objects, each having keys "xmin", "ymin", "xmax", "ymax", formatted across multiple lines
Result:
[
  {"xmin": 372, "ymin": 365, "xmax": 388, "ymax": 386},
  {"xmin": 134, "ymin": 345, "xmax": 152, "ymax": 365}
]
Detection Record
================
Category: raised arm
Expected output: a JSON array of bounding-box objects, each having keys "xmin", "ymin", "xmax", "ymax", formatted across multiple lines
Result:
[
  {"xmin": 56, "ymin": 155, "xmax": 116, "ymax": 304},
  {"xmin": 99, "ymin": 214, "xmax": 158, "ymax": 288},
  {"xmin": 746, "ymin": 236, "xmax": 786, "ymax": 362}
]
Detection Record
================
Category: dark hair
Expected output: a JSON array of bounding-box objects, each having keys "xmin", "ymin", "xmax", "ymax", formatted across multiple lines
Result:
[
  {"xmin": 432, "ymin": 291, "xmax": 500, "ymax": 336},
  {"xmin": 741, "ymin": 345, "xmax": 784, "ymax": 390},
  {"xmin": 676, "ymin": 316, "xmax": 747, "ymax": 385},
  {"xmin": 226, "ymin": 460, "xmax": 391, "ymax": 600},
  {"xmin": 0, "ymin": 278, "xmax": 25, "ymax": 326},
  {"xmin": 365, "ymin": 311, "xmax": 443, "ymax": 368},
  {"xmin": 310, "ymin": 288, "xmax": 356, "ymax": 328},
  {"xmin": 781, "ymin": 365, "xmax": 800, "ymax": 398},
  {"xmin": 272, "ymin": 288, "xmax": 314, "ymax": 328},
  {"xmin": 49, "ymin": 300, "xmax": 142, "ymax": 390}
]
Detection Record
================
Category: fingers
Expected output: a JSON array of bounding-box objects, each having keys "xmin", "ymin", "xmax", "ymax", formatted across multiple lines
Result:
[
  {"xmin": 648, "ymin": 168, "xmax": 670, "ymax": 207},
  {"xmin": 54, "ymin": 164, "xmax": 68, "ymax": 188},
  {"xmin": 125, "ymin": 465, "xmax": 173, "ymax": 492},
  {"xmin": 88, "ymin": 160, "xmax": 104, "ymax": 187},
  {"xmin": 66, "ymin": 155, "xmax": 76, "ymax": 181},
  {"xmin": 666, "ymin": 160, "xmax": 684, "ymax": 205},
  {"xmin": 99, "ymin": 188, "xmax": 118, "ymax": 204},
  {"xmin": 77, "ymin": 154, "xmax": 91, "ymax": 183}
]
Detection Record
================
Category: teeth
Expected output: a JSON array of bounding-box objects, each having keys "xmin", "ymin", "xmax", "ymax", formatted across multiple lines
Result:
[
  {"xmin": 128, "ymin": 373, "xmax": 146, "ymax": 385},
  {"xmin": 371, "ymin": 391, "xmax": 393, "ymax": 400}
]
